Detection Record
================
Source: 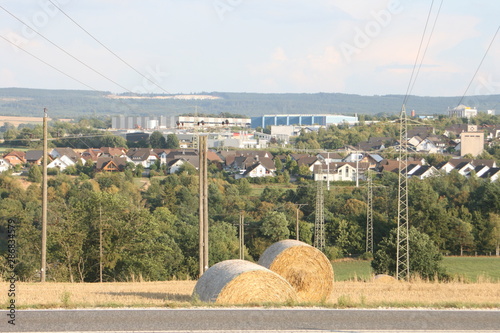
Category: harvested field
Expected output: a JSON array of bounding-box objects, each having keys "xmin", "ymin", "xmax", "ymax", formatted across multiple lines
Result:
[
  {"xmin": 2, "ymin": 280, "xmax": 499, "ymax": 309},
  {"xmin": 0, "ymin": 116, "xmax": 72, "ymax": 127}
]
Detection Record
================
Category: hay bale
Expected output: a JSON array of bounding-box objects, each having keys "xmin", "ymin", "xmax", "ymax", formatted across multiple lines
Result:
[
  {"xmin": 373, "ymin": 274, "xmax": 397, "ymax": 283},
  {"xmin": 192, "ymin": 259, "xmax": 297, "ymax": 304},
  {"xmin": 258, "ymin": 240, "xmax": 334, "ymax": 302}
]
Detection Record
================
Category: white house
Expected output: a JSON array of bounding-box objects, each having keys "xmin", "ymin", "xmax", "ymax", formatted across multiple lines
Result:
[
  {"xmin": 47, "ymin": 155, "xmax": 76, "ymax": 171},
  {"xmin": 0, "ymin": 158, "xmax": 11, "ymax": 173},
  {"xmin": 313, "ymin": 162, "xmax": 357, "ymax": 182},
  {"xmin": 236, "ymin": 162, "xmax": 274, "ymax": 179}
]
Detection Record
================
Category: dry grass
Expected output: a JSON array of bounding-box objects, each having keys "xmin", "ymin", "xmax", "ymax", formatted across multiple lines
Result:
[
  {"xmin": 329, "ymin": 280, "xmax": 500, "ymax": 308},
  {"xmin": 1, "ymin": 281, "xmax": 196, "ymax": 308},
  {"xmin": 2, "ymin": 279, "xmax": 499, "ymax": 309}
]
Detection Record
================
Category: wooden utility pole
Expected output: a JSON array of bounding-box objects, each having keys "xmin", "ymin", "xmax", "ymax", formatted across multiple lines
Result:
[
  {"xmin": 99, "ymin": 201, "xmax": 103, "ymax": 283},
  {"xmin": 41, "ymin": 108, "xmax": 48, "ymax": 282},
  {"xmin": 198, "ymin": 135, "xmax": 209, "ymax": 277},
  {"xmin": 294, "ymin": 204, "xmax": 307, "ymax": 241},
  {"xmin": 239, "ymin": 211, "xmax": 245, "ymax": 260}
]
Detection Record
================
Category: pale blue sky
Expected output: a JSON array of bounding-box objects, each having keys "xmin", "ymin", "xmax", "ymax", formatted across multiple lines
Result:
[{"xmin": 0, "ymin": 0, "xmax": 499, "ymax": 96}]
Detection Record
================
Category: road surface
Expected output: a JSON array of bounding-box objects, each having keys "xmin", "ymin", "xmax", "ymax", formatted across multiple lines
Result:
[{"xmin": 1, "ymin": 308, "xmax": 499, "ymax": 332}]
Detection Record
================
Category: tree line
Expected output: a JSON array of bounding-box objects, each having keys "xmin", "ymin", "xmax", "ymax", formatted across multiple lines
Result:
[{"xmin": 0, "ymin": 159, "xmax": 499, "ymax": 282}]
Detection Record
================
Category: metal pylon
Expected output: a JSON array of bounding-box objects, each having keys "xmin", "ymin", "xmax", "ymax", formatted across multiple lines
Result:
[
  {"xmin": 314, "ymin": 179, "xmax": 325, "ymax": 251},
  {"xmin": 366, "ymin": 173, "xmax": 374, "ymax": 254},
  {"xmin": 396, "ymin": 105, "xmax": 409, "ymax": 280}
]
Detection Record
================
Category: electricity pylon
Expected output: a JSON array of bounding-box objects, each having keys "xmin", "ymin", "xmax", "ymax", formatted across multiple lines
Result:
[
  {"xmin": 314, "ymin": 179, "xmax": 325, "ymax": 251},
  {"xmin": 396, "ymin": 105, "xmax": 410, "ymax": 280},
  {"xmin": 366, "ymin": 172, "xmax": 374, "ymax": 255}
]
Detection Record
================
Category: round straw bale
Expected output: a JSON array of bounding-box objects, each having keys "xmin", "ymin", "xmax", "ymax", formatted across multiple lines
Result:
[
  {"xmin": 192, "ymin": 259, "xmax": 297, "ymax": 304},
  {"xmin": 373, "ymin": 274, "xmax": 396, "ymax": 283},
  {"xmin": 258, "ymin": 240, "xmax": 334, "ymax": 302}
]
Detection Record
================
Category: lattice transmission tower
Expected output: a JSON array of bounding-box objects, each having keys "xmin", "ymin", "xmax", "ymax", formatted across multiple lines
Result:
[
  {"xmin": 396, "ymin": 106, "xmax": 410, "ymax": 280},
  {"xmin": 366, "ymin": 172, "xmax": 374, "ymax": 254},
  {"xmin": 314, "ymin": 179, "xmax": 325, "ymax": 251}
]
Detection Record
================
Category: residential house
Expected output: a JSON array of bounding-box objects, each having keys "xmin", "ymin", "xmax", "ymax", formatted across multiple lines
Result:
[
  {"xmin": 95, "ymin": 156, "xmax": 128, "ymax": 172},
  {"xmin": 126, "ymin": 148, "xmax": 159, "ymax": 168},
  {"xmin": 296, "ymin": 156, "xmax": 322, "ymax": 172},
  {"xmin": 100, "ymin": 147, "xmax": 127, "ymax": 157},
  {"xmin": 436, "ymin": 159, "xmax": 496, "ymax": 176},
  {"xmin": 236, "ymin": 162, "xmax": 275, "ymax": 179},
  {"xmin": 167, "ymin": 155, "xmax": 200, "ymax": 174},
  {"xmin": 153, "ymin": 149, "xmax": 173, "ymax": 165},
  {"xmin": 407, "ymin": 165, "xmax": 438, "ymax": 179},
  {"xmin": 3, "ymin": 151, "xmax": 25, "ymax": 166},
  {"xmin": 47, "ymin": 155, "xmax": 76, "ymax": 171},
  {"xmin": 470, "ymin": 165, "xmax": 490, "ymax": 178},
  {"xmin": 0, "ymin": 158, "xmax": 11, "ymax": 172},
  {"xmin": 414, "ymin": 137, "xmax": 440, "ymax": 154},
  {"xmin": 408, "ymin": 126, "xmax": 434, "ymax": 139},
  {"xmin": 49, "ymin": 147, "xmax": 82, "ymax": 164},
  {"xmin": 316, "ymin": 152, "xmax": 343, "ymax": 163},
  {"xmin": 358, "ymin": 137, "xmax": 395, "ymax": 151},
  {"xmin": 313, "ymin": 162, "xmax": 357, "ymax": 182},
  {"xmin": 25, "ymin": 150, "xmax": 44, "ymax": 165},
  {"xmin": 481, "ymin": 168, "xmax": 500, "ymax": 182},
  {"xmin": 80, "ymin": 148, "xmax": 103, "ymax": 163}
]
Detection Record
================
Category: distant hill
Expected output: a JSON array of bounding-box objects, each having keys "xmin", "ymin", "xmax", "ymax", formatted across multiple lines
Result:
[{"xmin": 0, "ymin": 88, "xmax": 498, "ymax": 119}]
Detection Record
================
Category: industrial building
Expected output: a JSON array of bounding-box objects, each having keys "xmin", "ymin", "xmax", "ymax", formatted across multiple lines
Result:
[
  {"xmin": 111, "ymin": 115, "xmax": 250, "ymax": 130},
  {"xmin": 448, "ymin": 105, "xmax": 478, "ymax": 119},
  {"xmin": 250, "ymin": 114, "xmax": 358, "ymax": 128}
]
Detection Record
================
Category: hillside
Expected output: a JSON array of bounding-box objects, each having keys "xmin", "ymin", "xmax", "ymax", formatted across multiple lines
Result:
[{"xmin": 0, "ymin": 88, "xmax": 498, "ymax": 118}]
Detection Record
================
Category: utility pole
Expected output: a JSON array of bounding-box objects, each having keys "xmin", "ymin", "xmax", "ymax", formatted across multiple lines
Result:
[
  {"xmin": 314, "ymin": 180, "xmax": 325, "ymax": 251},
  {"xmin": 99, "ymin": 201, "xmax": 103, "ymax": 283},
  {"xmin": 239, "ymin": 211, "xmax": 245, "ymax": 260},
  {"xmin": 356, "ymin": 151, "xmax": 360, "ymax": 187},
  {"xmin": 198, "ymin": 135, "xmax": 209, "ymax": 277},
  {"xmin": 41, "ymin": 108, "xmax": 48, "ymax": 282},
  {"xmin": 396, "ymin": 105, "xmax": 410, "ymax": 280},
  {"xmin": 366, "ymin": 172, "xmax": 374, "ymax": 254},
  {"xmin": 294, "ymin": 204, "xmax": 307, "ymax": 241}
]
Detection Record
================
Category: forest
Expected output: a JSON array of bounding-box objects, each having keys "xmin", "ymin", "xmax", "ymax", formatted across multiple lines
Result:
[
  {"xmin": 1, "ymin": 87, "xmax": 499, "ymax": 119},
  {"xmin": 0, "ymin": 159, "xmax": 499, "ymax": 282}
]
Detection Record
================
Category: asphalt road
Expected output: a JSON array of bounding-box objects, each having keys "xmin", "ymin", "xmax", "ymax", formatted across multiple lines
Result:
[{"xmin": 1, "ymin": 308, "xmax": 499, "ymax": 332}]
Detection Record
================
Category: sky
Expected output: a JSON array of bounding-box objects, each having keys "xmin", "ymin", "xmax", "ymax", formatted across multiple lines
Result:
[{"xmin": 0, "ymin": 0, "xmax": 499, "ymax": 97}]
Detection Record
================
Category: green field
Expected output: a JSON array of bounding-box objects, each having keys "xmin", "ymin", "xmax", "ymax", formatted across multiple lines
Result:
[
  {"xmin": 332, "ymin": 260, "xmax": 373, "ymax": 281},
  {"xmin": 442, "ymin": 256, "xmax": 500, "ymax": 282},
  {"xmin": 332, "ymin": 256, "xmax": 500, "ymax": 282}
]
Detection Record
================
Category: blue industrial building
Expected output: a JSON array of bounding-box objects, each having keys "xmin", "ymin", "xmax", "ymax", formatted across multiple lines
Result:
[{"xmin": 250, "ymin": 114, "xmax": 358, "ymax": 128}]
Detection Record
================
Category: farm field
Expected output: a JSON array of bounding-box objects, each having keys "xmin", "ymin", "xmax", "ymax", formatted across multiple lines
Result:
[
  {"xmin": 0, "ymin": 115, "xmax": 71, "ymax": 127},
  {"xmin": 1, "ymin": 279, "xmax": 499, "ymax": 309},
  {"xmin": 332, "ymin": 256, "xmax": 500, "ymax": 282},
  {"xmin": 2, "ymin": 257, "xmax": 499, "ymax": 309},
  {"xmin": 442, "ymin": 256, "xmax": 500, "ymax": 282}
]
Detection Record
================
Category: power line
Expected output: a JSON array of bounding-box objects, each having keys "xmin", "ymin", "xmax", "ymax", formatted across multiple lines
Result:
[
  {"xmin": 0, "ymin": 4, "xmax": 133, "ymax": 93},
  {"xmin": 0, "ymin": 34, "xmax": 98, "ymax": 91},
  {"xmin": 407, "ymin": 0, "xmax": 444, "ymax": 101},
  {"xmin": 403, "ymin": 0, "xmax": 437, "ymax": 106},
  {"xmin": 457, "ymin": 25, "xmax": 500, "ymax": 107},
  {"xmin": 46, "ymin": 0, "xmax": 171, "ymax": 94}
]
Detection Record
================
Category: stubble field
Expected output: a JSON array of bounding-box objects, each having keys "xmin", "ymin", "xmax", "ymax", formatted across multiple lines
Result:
[{"xmin": 2, "ymin": 279, "xmax": 499, "ymax": 309}]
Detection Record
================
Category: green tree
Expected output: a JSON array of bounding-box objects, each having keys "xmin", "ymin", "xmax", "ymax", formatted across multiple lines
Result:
[
  {"xmin": 165, "ymin": 134, "xmax": 180, "ymax": 149},
  {"xmin": 260, "ymin": 211, "xmax": 290, "ymax": 242},
  {"xmin": 372, "ymin": 227, "xmax": 447, "ymax": 280},
  {"xmin": 448, "ymin": 217, "xmax": 474, "ymax": 256},
  {"xmin": 27, "ymin": 165, "xmax": 42, "ymax": 183},
  {"xmin": 149, "ymin": 131, "xmax": 167, "ymax": 149}
]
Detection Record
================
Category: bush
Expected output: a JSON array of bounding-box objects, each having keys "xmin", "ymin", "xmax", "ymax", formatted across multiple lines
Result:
[
  {"xmin": 371, "ymin": 227, "xmax": 448, "ymax": 280},
  {"xmin": 325, "ymin": 246, "xmax": 344, "ymax": 261}
]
